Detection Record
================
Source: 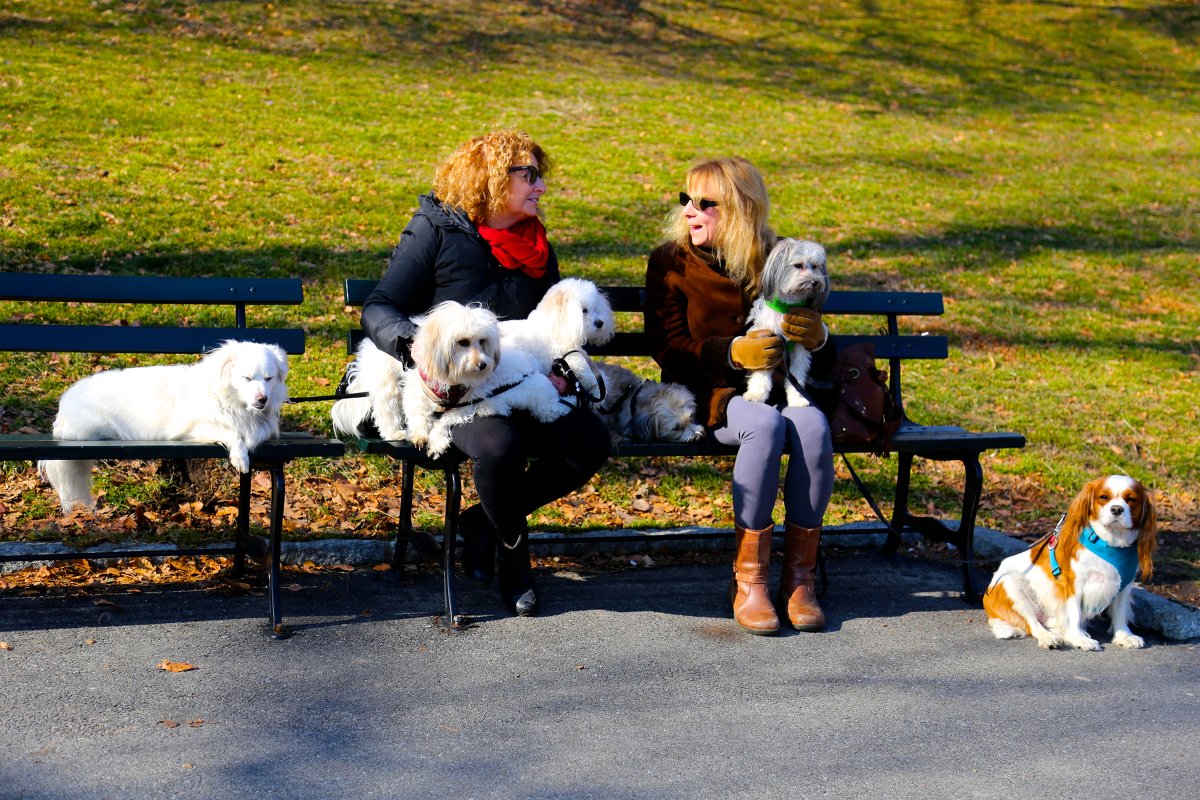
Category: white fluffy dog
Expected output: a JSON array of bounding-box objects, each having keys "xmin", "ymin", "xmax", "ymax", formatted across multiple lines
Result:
[
  {"xmin": 594, "ymin": 362, "xmax": 705, "ymax": 446},
  {"xmin": 39, "ymin": 340, "xmax": 289, "ymax": 512},
  {"xmin": 332, "ymin": 302, "xmax": 571, "ymax": 458},
  {"xmin": 499, "ymin": 278, "xmax": 615, "ymax": 400},
  {"xmin": 331, "ymin": 338, "xmax": 408, "ymax": 441},
  {"xmin": 743, "ymin": 238, "xmax": 831, "ymax": 408}
]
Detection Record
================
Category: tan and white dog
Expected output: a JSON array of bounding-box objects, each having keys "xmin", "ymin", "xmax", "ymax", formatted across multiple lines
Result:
[
  {"xmin": 593, "ymin": 362, "xmax": 705, "ymax": 446},
  {"xmin": 984, "ymin": 475, "xmax": 1157, "ymax": 650},
  {"xmin": 39, "ymin": 340, "xmax": 289, "ymax": 511}
]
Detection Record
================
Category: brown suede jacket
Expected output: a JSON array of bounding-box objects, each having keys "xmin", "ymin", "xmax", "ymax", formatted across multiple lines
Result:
[{"xmin": 644, "ymin": 241, "xmax": 837, "ymax": 428}]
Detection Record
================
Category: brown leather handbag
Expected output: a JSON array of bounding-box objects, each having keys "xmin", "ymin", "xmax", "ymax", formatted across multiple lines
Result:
[{"xmin": 830, "ymin": 343, "xmax": 900, "ymax": 453}]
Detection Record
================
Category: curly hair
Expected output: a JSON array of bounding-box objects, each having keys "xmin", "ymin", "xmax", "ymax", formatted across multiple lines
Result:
[
  {"xmin": 432, "ymin": 129, "xmax": 552, "ymax": 224},
  {"xmin": 663, "ymin": 157, "xmax": 776, "ymax": 293}
]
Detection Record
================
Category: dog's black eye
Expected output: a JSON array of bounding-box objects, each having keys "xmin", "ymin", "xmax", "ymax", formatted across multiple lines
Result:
[
  {"xmin": 1098, "ymin": 492, "xmax": 1111, "ymax": 501},
  {"xmin": 457, "ymin": 338, "xmax": 470, "ymax": 347},
  {"xmin": 264, "ymin": 376, "xmax": 273, "ymax": 382}
]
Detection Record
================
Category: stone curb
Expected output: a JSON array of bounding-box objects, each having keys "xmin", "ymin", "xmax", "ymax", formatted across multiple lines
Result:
[{"xmin": 3, "ymin": 524, "xmax": 1196, "ymax": 641}]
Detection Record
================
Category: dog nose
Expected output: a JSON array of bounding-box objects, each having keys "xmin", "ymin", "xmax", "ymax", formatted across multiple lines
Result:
[
  {"xmin": 593, "ymin": 320, "xmax": 604, "ymax": 329},
  {"xmin": 1110, "ymin": 503, "xmax": 1126, "ymax": 517}
]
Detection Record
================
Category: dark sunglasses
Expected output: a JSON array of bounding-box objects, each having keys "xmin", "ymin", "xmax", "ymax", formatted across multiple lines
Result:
[
  {"xmin": 508, "ymin": 165, "xmax": 542, "ymax": 185},
  {"xmin": 679, "ymin": 192, "xmax": 718, "ymax": 211}
]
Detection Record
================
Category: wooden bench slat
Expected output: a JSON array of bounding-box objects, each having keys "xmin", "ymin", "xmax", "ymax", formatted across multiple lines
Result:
[
  {"xmin": 0, "ymin": 433, "xmax": 344, "ymax": 462},
  {"xmin": 0, "ymin": 325, "xmax": 307, "ymax": 354},
  {"xmin": 0, "ymin": 273, "xmax": 304, "ymax": 305},
  {"xmin": 344, "ymin": 279, "xmax": 944, "ymax": 317}
]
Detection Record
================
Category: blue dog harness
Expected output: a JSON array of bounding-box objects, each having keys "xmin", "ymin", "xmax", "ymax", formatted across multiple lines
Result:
[{"xmin": 1047, "ymin": 524, "xmax": 1139, "ymax": 591}]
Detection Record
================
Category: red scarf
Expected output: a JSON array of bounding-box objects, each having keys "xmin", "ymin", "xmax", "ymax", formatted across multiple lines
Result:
[{"xmin": 476, "ymin": 217, "xmax": 550, "ymax": 279}]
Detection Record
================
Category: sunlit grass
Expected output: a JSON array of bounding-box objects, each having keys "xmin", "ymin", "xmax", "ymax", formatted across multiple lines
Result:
[{"xmin": 1, "ymin": 0, "xmax": 1198, "ymax": 542}]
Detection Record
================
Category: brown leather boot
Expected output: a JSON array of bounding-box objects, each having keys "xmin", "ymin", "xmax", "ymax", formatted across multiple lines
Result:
[
  {"xmin": 728, "ymin": 523, "xmax": 780, "ymax": 636},
  {"xmin": 778, "ymin": 521, "xmax": 825, "ymax": 631}
]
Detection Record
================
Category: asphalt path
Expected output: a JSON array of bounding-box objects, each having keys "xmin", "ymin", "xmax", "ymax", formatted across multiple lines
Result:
[{"xmin": 2, "ymin": 551, "xmax": 1197, "ymax": 799}]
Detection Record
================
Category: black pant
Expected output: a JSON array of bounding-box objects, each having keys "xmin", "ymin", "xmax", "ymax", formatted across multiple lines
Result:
[{"xmin": 447, "ymin": 406, "xmax": 611, "ymax": 537}]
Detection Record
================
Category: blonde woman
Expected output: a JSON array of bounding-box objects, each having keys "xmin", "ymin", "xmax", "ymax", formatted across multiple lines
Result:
[
  {"xmin": 644, "ymin": 157, "xmax": 836, "ymax": 635},
  {"xmin": 362, "ymin": 129, "xmax": 609, "ymax": 617}
]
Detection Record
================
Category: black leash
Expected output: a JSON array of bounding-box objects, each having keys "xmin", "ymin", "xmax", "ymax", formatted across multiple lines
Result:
[
  {"xmin": 551, "ymin": 349, "xmax": 606, "ymax": 405},
  {"xmin": 840, "ymin": 452, "xmax": 902, "ymax": 541},
  {"xmin": 286, "ymin": 390, "xmax": 368, "ymax": 404}
]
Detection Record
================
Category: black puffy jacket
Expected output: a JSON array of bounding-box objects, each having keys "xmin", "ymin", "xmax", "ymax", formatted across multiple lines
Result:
[{"xmin": 361, "ymin": 193, "xmax": 560, "ymax": 364}]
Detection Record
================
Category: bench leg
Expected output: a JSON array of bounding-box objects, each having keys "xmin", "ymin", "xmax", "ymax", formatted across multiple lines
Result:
[
  {"xmin": 888, "ymin": 451, "xmax": 986, "ymax": 604},
  {"xmin": 440, "ymin": 467, "xmax": 466, "ymax": 629},
  {"xmin": 234, "ymin": 472, "xmax": 251, "ymax": 577},
  {"xmin": 267, "ymin": 464, "xmax": 290, "ymax": 639},
  {"xmin": 391, "ymin": 460, "xmax": 416, "ymax": 573},
  {"xmin": 957, "ymin": 456, "xmax": 985, "ymax": 604},
  {"xmin": 883, "ymin": 452, "xmax": 916, "ymax": 557}
]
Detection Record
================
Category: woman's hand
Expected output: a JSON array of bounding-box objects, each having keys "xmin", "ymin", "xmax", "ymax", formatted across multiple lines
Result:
[
  {"xmin": 781, "ymin": 308, "xmax": 828, "ymax": 350},
  {"xmin": 729, "ymin": 329, "xmax": 785, "ymax": 370}
]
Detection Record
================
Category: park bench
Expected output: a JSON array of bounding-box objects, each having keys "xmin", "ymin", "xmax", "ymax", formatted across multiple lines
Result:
[
  {"xmin": 0, "ymin": 272, "xmax": 345, "ymax": 638},
  {"xmin": 341, "ymin": 279, "xmax": 1026, "ymax": 627}
]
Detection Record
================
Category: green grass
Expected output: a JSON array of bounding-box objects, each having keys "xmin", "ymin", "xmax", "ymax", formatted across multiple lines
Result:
[{"xmin": 2, "ymin": 0, "xmax": 1198, "ymax": 539}]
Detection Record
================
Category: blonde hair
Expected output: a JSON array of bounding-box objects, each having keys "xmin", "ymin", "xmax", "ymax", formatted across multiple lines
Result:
[
  {"xmin": 432, "ymin": 129, "xmax": 552, "ymax": 224},
  {"xmin": 664, "ymin": 157, "xmax": 776, "ymax": 291}
]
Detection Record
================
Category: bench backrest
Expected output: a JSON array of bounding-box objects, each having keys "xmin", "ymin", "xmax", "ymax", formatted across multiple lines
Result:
[
  {"xmin": 341, "ymin": 279, "xmax": 948, "ymax": 418},
  {"xmin": 0, "ymin": 273, "xmax": 307, "ymax": 354}
]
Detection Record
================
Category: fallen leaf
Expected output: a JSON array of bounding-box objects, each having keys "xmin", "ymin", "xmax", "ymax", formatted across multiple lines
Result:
[
  {"xmin": 187, "ymin": 719, "xmax": 205, "ymax": 728},
  {"xmin": 284, "ymin": 583, "xmax": 303, "ymax": 592},
  {"xmin": 160, "ymin": 720, "xmax": 179, "ymax": 728},
  {"xmin": 157, "ymin": 659, "xmax": 197, "ymax": 673},
  {"xmin": 0, "ymin": 642, "xmax": 11, "ymax": 651},
  {"xmin": 84, "ymin": 639, "xmax": 96, "ymax": 646}
]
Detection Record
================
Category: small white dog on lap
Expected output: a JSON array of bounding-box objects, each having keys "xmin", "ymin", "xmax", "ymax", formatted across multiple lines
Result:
[
  {"xmin": 743, "ymin": 238, "xmax": 831, "ymax": 408},
  {"xmin": 332, "ymin": 301, "xmax": 571, "ymax": 459},
  {"xmin": 499, "ymin": 277, "xmax": 614, "ymax": 401},
  {"xmin": 39, "ymin": 339, "xmax": 289, "ymax": 512}
]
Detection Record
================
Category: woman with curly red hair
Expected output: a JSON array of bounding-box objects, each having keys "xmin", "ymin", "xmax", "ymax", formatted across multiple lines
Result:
[{"xmin": 361, "ymin": 129, "xmax": 610, "ymax": 617}]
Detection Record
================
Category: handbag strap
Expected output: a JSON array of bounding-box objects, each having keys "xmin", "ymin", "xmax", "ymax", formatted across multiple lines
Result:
[{"xmin": 840, "ymin": 452, "xmax": 902, "ymax": 541}]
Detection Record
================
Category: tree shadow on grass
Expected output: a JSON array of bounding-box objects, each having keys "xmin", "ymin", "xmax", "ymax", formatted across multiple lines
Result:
[{"xmin": 14, "ymin": 1, "xmax": 1199, "ymax": 117}]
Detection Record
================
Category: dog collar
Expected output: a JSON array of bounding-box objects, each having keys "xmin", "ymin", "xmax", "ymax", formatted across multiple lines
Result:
[
  {"xmin": 1046, "ymin": 523, "xmax": 1138, "ymax": 591},
  {"xmin": 1080, "ymin": 526, "xmax": 1139, "ymax": 591},
  {"xmin": 764, "ymin": 296, "xmax": 812, "ymax": 314},
  {"xmin": 416, "ymin": 367, "xmax": 470, "ymax": 407}
]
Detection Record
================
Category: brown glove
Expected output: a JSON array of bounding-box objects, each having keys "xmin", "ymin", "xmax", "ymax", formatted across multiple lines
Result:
[
  {"xmin": 781, "ymin": 308, "xmax": 828, "ymax": 350},
  {"xmin": 729, "ymin": 329, "xmax": 785, "ymax": 370}
]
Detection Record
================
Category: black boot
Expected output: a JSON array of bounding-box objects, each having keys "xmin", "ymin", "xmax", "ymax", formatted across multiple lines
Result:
[
  {"xmin": 496, "ymin": 528, "xmax": 538, "ymax": 617},
  {"xmin": 457, "ymin": 504, "xmax": 496, "ymax": 587}
]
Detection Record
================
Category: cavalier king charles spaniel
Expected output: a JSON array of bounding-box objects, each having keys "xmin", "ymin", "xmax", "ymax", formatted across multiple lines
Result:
[{"xmin": 984, "ymin": 474, "xmax": 1157, "ymax": 650}]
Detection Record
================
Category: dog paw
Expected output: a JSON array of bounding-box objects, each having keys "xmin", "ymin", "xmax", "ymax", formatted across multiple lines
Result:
[
  {"xmin": 1065, "ymin": 632, "xmax": 1101, "ymax": 651},
  {"xmin": 1112, "ymin": 631, "xmax": 1145, "ymax": 649},
  {"xmin": 229, "ymin": 450, "xmax": 251, "ymax": 473},
  {"xmin": 1033, "ymin": 631, "xmax": 1061, "ymax": 649}
]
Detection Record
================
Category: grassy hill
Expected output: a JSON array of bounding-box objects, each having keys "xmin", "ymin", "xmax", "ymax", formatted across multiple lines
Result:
[{"xmin": 1, "ymin": 1, "xmax": 1197, "ymax": 584}]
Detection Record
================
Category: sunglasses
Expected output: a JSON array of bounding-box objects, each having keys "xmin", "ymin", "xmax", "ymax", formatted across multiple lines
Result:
[
  {"xmin": 679, "ymin": 192, "xmax": 718, "ymax": 211},
  {"xmin": 508, "ymin": 165, "xmax": 542, "ymax": 185}
]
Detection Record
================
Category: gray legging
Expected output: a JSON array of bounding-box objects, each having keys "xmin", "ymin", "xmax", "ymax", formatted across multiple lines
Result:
[{"xmin": 711, "ymin": 396, "xmax": 835, "ymax": 530}]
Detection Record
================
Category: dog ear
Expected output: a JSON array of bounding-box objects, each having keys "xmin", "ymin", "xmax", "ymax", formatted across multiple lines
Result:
[
  {"xmin": 269, "ymin": 344, "xmax": 289, "ymax": 380},
  {"xmin": 205, "ymin": 340, "xmax": 239, "ymax": 382},
  {"xmin": 548, "ymin": 283, "xmax": 585, "ymax": 347},
  {"xmin": 632, "ymin": 411, "xmax": 656, "ymax": 442},
  {"xmin": 759, "ymin": 239, "xmax": 792, "ymax": 300},
  {"xmin": 1135, "ymin": 482, "xmax": 1158, "ymax": 580},
  {"xmin": 421, "ymin": 310, "xmax": 457, "ymax": 381},
  {"xmin": 1062, "ymin": 477, "xmax": 1105, "ymax": 545}
]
